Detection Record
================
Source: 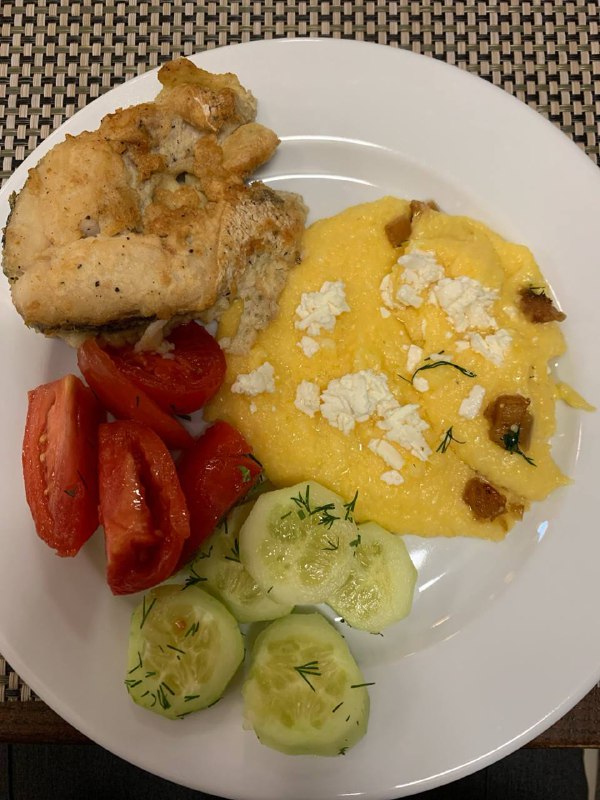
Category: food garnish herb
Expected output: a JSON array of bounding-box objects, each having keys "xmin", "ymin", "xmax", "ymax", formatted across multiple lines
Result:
[
  {"xmin": 63, "ymin": 486, "xmax": 78, "ymax": 497},
  {"xmin": 322, "ymin": 536, "xmax": 340, "ymax": 552},
  {"xmin": 343, "ymin": 490, "xmax": 359, "ymax": 521},
  {"xmin": 338, "ymin": 747, "xmax": 348, "ymax": 755},
  {"xmin": 128, "ymin": 651, "xmax": 143, "ymax": 674},
  {"xmin": 412, "ymin": 360, "xmax": 476, "ymax": 381},
  {"xmin": 436, "ymin": 427, "xmax": 465, "ymax": 454},
  {"xmin": 184, "ymin": 622, "xmax": 199, "ymax": 638},
  {"xmin": 182, "ymin": 566, "xmax": 208, "ymax": 590},
  {"xmin": 294, "ymin": 660, "xmax": 321, "ymax": 692},
  {"xmin": 140, "ymin": 596, "xmax": 156, "ymax": 629},
  {"xmin": 224, "ymin": 538, "xmax": 241, "ymax": 563},
  {"xmin": 238, "ymin": 465, "xmax": 252, "ymax": 483},
  {"xmin": 502, "ymin": 425, "xmax": 537, "ymax": 466},
  {"xmin": 350, "ymin": 682, "xmax": 375, "ymax": 689}
]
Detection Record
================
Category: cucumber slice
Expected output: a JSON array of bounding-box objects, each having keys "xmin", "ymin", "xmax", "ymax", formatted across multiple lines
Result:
[
  {"xmin": 327, "ymin": 522, "xmax": 417, "ymax": 632},
  {"xmin": 239, "ymin": 481, "xmax": 358, "ymax": 605},
  {"xmin": 125, "ymin": 584, "xmax": 244, "ymax": 720},
  {"xmin": 189, "ymin": 503, "xmax": 294, "ymax": 623},
  {"xmin": 242, "ymin": 613, "xmax": 370, "ymax": 756}
]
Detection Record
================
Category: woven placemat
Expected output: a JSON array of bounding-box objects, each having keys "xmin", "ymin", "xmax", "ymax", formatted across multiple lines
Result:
[{"xmin": 0, "ymin": 1, "xmax": 598, "ymax": 703}]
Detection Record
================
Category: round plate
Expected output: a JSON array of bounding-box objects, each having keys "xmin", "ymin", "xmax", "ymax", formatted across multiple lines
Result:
[{"xmin": 1, "ymin": 39, "xmax": 599, "ymax": 799}]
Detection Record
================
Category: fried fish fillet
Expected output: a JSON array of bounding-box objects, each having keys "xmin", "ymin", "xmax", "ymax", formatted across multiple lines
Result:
[{"xmin": 3, "ymin": 58, "xmax": 307, "ymax": 352}]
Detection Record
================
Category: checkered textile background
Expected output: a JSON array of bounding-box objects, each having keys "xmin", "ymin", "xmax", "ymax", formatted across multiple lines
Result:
[{"xmin": 0, "ymin": 1, "xmax": 598, "ymax": 700}]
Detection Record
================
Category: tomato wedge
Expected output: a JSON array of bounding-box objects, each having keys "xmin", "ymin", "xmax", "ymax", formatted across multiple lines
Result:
[
  {"xmin": 98, "ymin": 421, "xmax": 190, "ymax": 595},
  {"xmin": 77, "ymin": 339, "xmax": 193, "ymax": 450},
  {"xmin": 177, "ymin": 421, "xmax": 263, "ymax": 565},
  {"xmin": 106, "ymin": 322, "xmax": 226, "ymax": 414},
  {"xmin": 22, "ymin": 374, "xmax": 104, "ymax": 557}
]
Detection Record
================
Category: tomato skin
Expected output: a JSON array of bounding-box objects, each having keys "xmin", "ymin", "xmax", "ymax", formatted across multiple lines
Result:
[
  {"xmin": 22, "ymin": 374, "xmax": 104, "ymax": 557},
  {"xmin": 107, "ymin": 322, "xmax": 226, "ymax": 414},
  {"xmin": 177, "ymin": 421, "xmax": 262, "ymax": 565},
  {"xmin": 77, "ymin": 339, "xmax": 193, "ymax": 450},
  {"xmin": 98, "ymin": 421, "xmax": 190, "ymax": 595}
]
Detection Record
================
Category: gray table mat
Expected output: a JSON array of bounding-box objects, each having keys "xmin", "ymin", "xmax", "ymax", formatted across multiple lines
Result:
[{"xmin": 0, "ymin": 1, "xmax": 598, "ymax": 702}]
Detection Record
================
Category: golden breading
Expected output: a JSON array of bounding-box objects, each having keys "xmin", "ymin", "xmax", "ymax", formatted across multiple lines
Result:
[{"xmin": 3, "ymin": 58, "xmax": 306, "ymax": 350}]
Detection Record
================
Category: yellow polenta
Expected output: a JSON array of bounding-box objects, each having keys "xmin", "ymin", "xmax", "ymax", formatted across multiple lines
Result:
[{"xmin": 208, "ymin": 197, "xmax": 571, "ymax": 541}]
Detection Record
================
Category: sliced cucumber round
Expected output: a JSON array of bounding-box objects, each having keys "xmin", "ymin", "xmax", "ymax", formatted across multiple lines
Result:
[
  {"xmin": 242, "ymin": 613, "xmax": 370, "ymax": 756},
  {"xmin": 189, "ymin": 503, "xmax": 294, "ymax": 624},
  {"xmin": 125, "ymin": 584, "xmax": 244, "ymax": 720},
  {"xmin": 239, "ymin": 481, "xmax": 359, "ymax": 605},
  {"xmin": 327, "ymin": 522, "xmax": 417, "ymax": 632}
]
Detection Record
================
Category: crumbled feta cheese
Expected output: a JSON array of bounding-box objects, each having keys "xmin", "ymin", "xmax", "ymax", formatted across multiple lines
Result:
[
  {"xmin": 381, "ymin": 470, "xmax": 404, "ymax": 486},
  {"xmin": 406, "ymin": 344, "xmax": 423, "ymax": 374},
  {"xmin": 431, "ymin": 276, "xmax": 498, "ymax": 332},
  {"xmin": 379, "ymin": 306, "xmax": 391, "ymax": 319},
  {"xmin": 317, "ymin": 370, "xmax": 431, "ymax": 462},
  {"xmin": 297, "ymin": 335, "xmax": 320, "ymax": 357},
  {"xmin": 458, "ymin": 384, "xmax": 486, "ymax": 419},
  {"xmin": 380, "ymin": 250, "xmax": 445, "ymax": 310},
  {"xmin": 396, "ymin": 250, "xmax": 446, "ymax": 309},
  {"xmin": 320, "ymin": 370, "xmax": 391, "ymax": 434},
  {"xmin": 295, "ymin": 280, "xmax": 350, "ymax": 336},
  {"xmin": 413, "ymin": 376, "xmax": 429, "ymax": 393},
  {"xmin": 368, "ymin": 439, "xmax": 405, "ymax": 471},
  {"xmin": 377, "ymin": 403, "xmax": 431, "ymax": 462},
  {"xmin": 468, "ymin": 329, "xmax": 512, "ymax": 366},
  {"xmin": 231, "ymin": 362, "xmax": 275, "ymax": 396},
  {"xmin": 379, "ymin": 274, "xmax": 396, "ymax": 310},
  {"xmin": 294, "ymin": 381, "xmax": 321, "ymax": 418}
]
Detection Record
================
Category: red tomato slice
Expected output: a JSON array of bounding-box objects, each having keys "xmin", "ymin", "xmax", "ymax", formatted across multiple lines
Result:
[
  {"xmin": 177, "ymin": 421, "xmax": 262, "ymax": 565},
  {"xmin": 77, "ymin": 339, "xmax": 193, "ymax": 450},
  {"xmin": 106, "ymin": 322, "xmax": 226, "ymax": 414},
  {"xmin": 98, "ymin": 421, "xmax": 190, "ymax": 595},
  {"xmin": 22, "ymin": 374, "xmax": 104, "ymax": 557}
]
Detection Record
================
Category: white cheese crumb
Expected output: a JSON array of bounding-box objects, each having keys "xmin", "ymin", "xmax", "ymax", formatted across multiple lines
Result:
[
  {"xmin": 377, "ymin": 402, "xmax": 431, "ymax": 462},
  {"xmin": 468, "ymin": 329, "xmax": 512, "ymax": 366},
  {"xmin": 297, "ymin": 335, "xmax": 320, "ymax": 357},
  {"xmin": 379, "ymin": 274, "xmax": 397, "ymax": 310},
  {"xmin": 368, "ymin": 439, "xmax": 405, "ymax": 471},
  {"xmin": 431, "ymin": 276, "xmax": 498, "ymax": 332},
  {"xmin": 459, "ymin": 384, "xmax": 486, "ymax": 419},
  {"xmin": 294, "ymin": 381, "xmax": 321, "ymax": 417},
  {"xmin": 295, "ymin": 280, "xmax": 350, "ymax": 336},
  {"xmin": 406, "ymin": 344, "xmax": 423, "ymax": 373},
  {"xmin": 381, "ymin": 470, "xmax": 405, "ymax": 486},
  {"xmin": 249, "ymin": 402, "xmax": 257, "ymax": 414},
  {"xmin": 231, "ymin": 362, "xmax": 275, "ymax": 396},
  {"xmin": 413, "ymin": 376, "xmax": 429, "ymax": 392},
  {"xmin": 379, "ymin": 306, "xmax": 391, "ymax": 319},
  {"xmin": 396, "ymin": 250, "xmax": 446, "ymax": 309},
  {"xmin": 320, "ymin": 370, "xmax": 391, "ymax": 434}
]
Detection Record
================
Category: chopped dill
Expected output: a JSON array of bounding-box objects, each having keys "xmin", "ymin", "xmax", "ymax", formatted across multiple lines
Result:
[
  {"xmin": 140, "ymin": 596, "xmax": 156, "ymax": 629},
  {"xmin": 343, "ymin": 490, "xmax": 359, "ymax": 521},
  {"xmin": 502, "ymin": 425, "xmax": 537, "ymax": 466},
  {"xmin": 294, "ymin": 660, "xmax": 321, "ymax": 692},
  {"xmin": 436, "ymin": 426, "xmax": 465, "ymax": 454}
]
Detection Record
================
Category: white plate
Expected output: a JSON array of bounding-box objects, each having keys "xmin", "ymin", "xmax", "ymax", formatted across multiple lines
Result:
[{"xmin": 1, "ymin": 38, "xmax": 599, "ymax": 799}]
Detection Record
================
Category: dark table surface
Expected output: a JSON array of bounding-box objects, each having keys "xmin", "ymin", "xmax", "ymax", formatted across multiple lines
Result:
[{"xmin": 0, "ymin": 0, "xmax": 598, "ymax": 749}]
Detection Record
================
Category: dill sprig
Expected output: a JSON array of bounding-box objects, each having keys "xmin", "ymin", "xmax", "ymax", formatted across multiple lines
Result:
[
  {"xmin": 412, "ymin": 360, "xmax": 476, "ymax": 382},
  {"xmin": 343, "ymin": 490, "xmax": 359, "ymax": 521},
  {"xmin": 184, "ymin": 621, "xmax": 199, "ymax": 638},
  {"xmin": 291, "ymin": 485, "xmax": 312, "ymax": 519},
  {"xmin": 224, "ymin": 538, "xmax": 241, "ymax": 563},
  {"xmin": 238, "ymin": 464, "xmax": 252, "ymax": 483},
  {"xmin": 312, "ymin": 503, "xmax": 340, "ymax": 529},
  {"xmin": 436, "ymin": 426, "xmax": 465, "ymax": 454},
  {"xmin": 294, "ymin": 660, "xmax": 321, "ymax": 692},
  {"xmin": 140, "ymin": 596, "xmax": 156, "ymax": 629},
  {"xmin": 349, "ymin": 533, "xmax": 361, "ymax": 549},
  {"xmin": 182, "ymin": 565, "xmax": 208, "ymax": 590},
  {"xmin": 502, "ymin": 425, "xmax": 537, "ymax": 466},
  {"xmin": 322, "ymin": 536, "xmax": 340, "ymax": 552}
]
